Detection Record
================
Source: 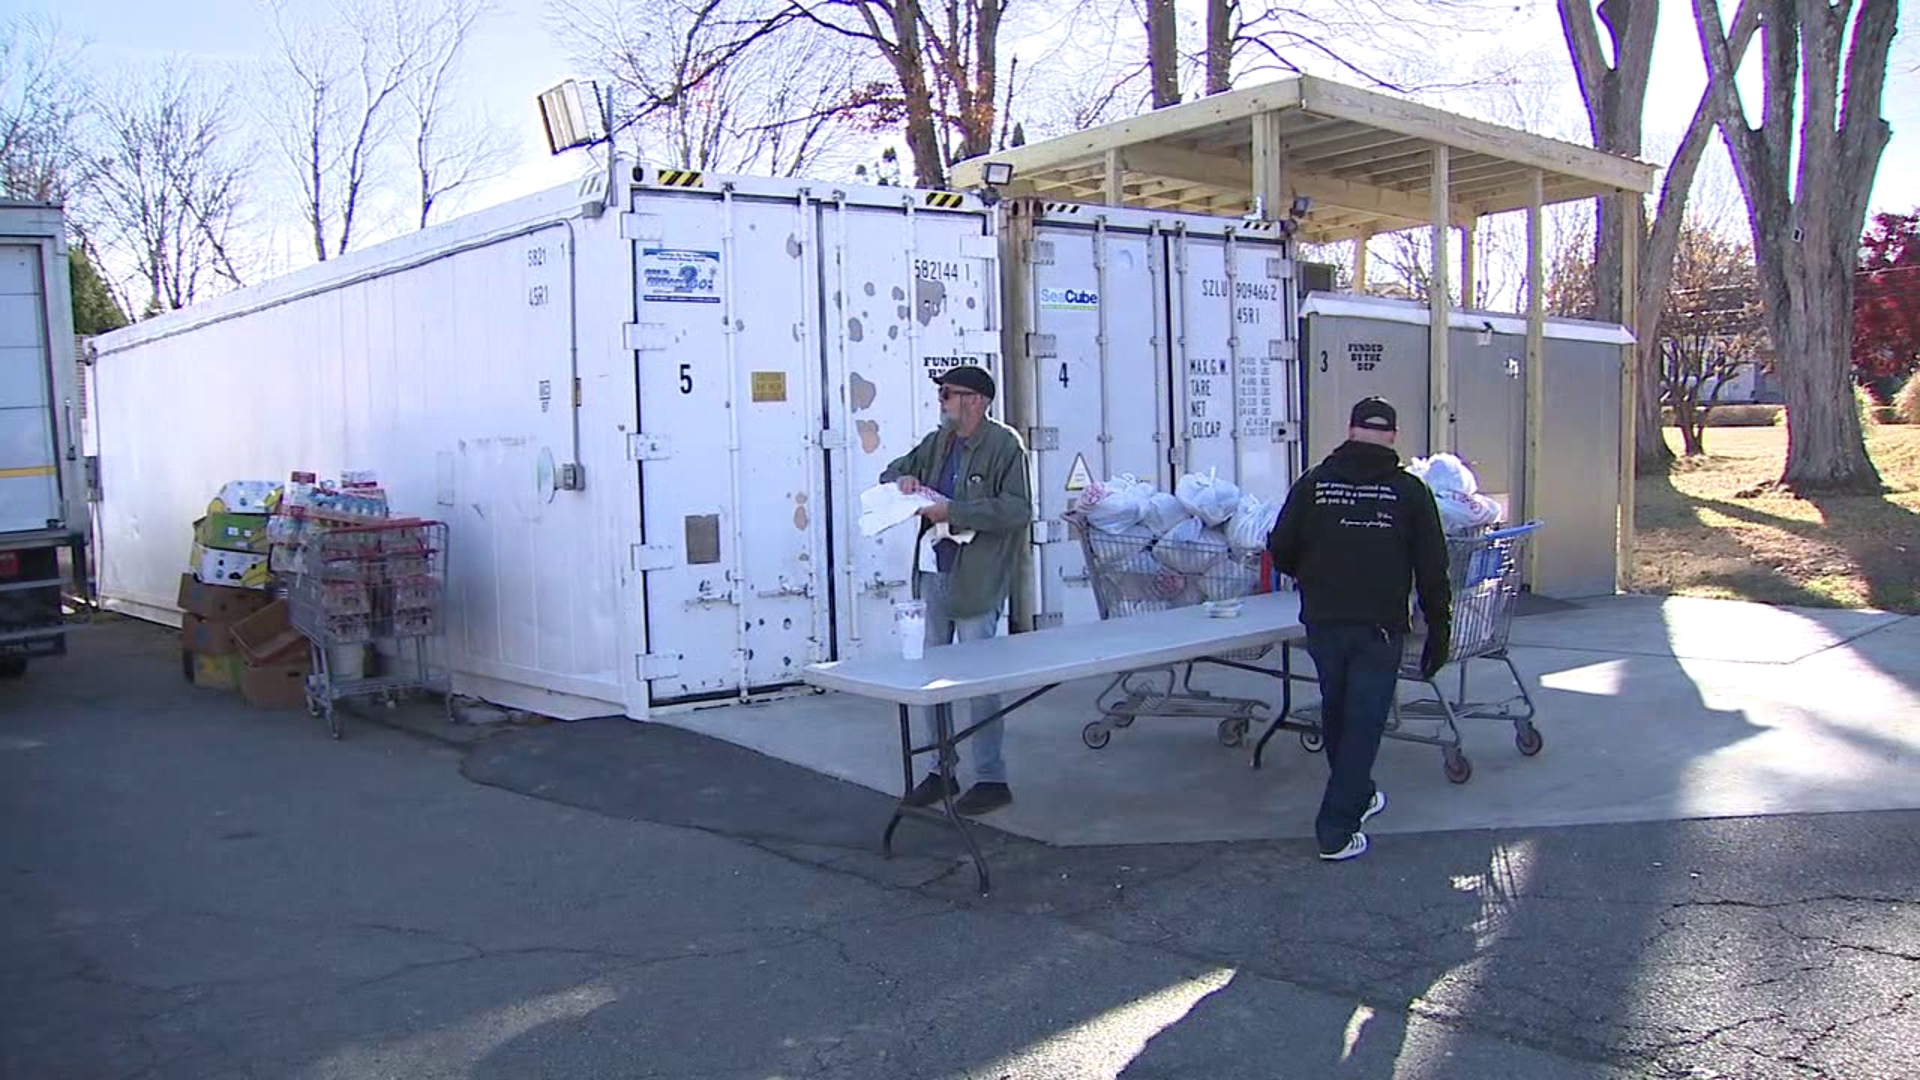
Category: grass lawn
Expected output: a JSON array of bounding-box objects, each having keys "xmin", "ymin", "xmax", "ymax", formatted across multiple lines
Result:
[{"xmin": 1635, "ymin": 424, "xmax": 1920, "ymax": 613}]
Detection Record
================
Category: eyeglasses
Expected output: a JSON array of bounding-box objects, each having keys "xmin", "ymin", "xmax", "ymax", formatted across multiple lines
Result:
[{"xmin": 938, "ymin": 387, "xmax": 980, "ymax": 402}]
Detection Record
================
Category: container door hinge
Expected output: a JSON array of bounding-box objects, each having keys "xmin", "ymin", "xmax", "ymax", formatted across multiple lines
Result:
[
  {"xmin": 1027, "ymin": 427, "xmax": 1060, "ymax": 452},
  {"xmin": 1267, "ymin": 258, "xmax": 1294, "ymax": 281},
  {"xmin": 1031, "ymin": 518, "xmax": 1067, "ymax": 544},
  {"xmin": 624, "ymin": 323, "xmax": 668, "ymax": 352},
  {"xmin": 621, "ymin": 213, "xmax": 664, "ymax": 243},
  {"xmin": 1025, "ymin": 333, "xmax": 1058, "ymax": 359},
  {"xmin": 1267, "ymin": 338, "xmax": 1297, "ymax": 362},
  {"xmin": 627, "ymin": 433, "xmax": 671, "ymax": 461},
  {"xmin": 959, "ymin": 233, "xmax": 997, "ymax": 260},
  {"xmin": 631, "ymin": 544, "xmax": 677, "ymax": 572},
  {"xmin": 1026, "ymin": 240, "xmax": 1056, "ymax": 266},
  {"xmin": 638, "ymin": 653, "xmax": 681, "ymax": 680},
  {"xmin": 1032, "ymin": 612, "xmax": 1065, "ymax": 631}
]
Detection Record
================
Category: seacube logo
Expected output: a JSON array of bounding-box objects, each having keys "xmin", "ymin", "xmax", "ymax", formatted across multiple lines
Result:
[{"xmin": 1039, "ymin": 286, "xmax": 1099, "ymax": 310}]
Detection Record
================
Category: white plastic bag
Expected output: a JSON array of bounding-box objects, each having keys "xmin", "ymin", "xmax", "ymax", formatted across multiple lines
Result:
[
  {"xmin": 1414, "ymin": 454, "xmax": 1478, "ymax": 497},
  {"xmin": 1201, "ymin": 557, "xmax": 1260, "ymax": 602},
  {"xmin": 1153, "ymin": 517, "xmax": 1228, "ymax": 575},
  {"xmin": 1140, "ymin": 492, "xmax": 1192, "ymax": 536},
  {"xmin": 1089, "ymin": 522, "xmax": 1156, "ymax": 569},
  {"xmin": 1175, "ymin": 469, "xmax": 1242, "ymax": 526},
  {"xmin": 1225, "ymin": 494, "xmax": 1280, "ymax": 552},
  {"xmin": 1078, "ymin": 474, "xmax": 1152, "ymax": 532},
  {"xmin": 1411, "ymin": 454, "xmax": 1503, "ymax": 534}
]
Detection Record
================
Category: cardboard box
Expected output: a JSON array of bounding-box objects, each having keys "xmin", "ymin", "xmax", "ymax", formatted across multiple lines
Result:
[
  {"xmin": 207, "ymin": 480, "xmax": 280, "ymax": 515},
  {"xmin": 180, "ymin": 614, "xmax": 237, "ymax": 656},
  {"xmin": 230, "ymin": 600, "xmax": 306, "ymax": 667},
  {"xmin": 177, "ymin": 574, "xmax": 274, "ymax": 622},
  {"xmin": 194, "ymin": 513, "xmax": 272, "ymax": 554},
  {"xmin": 189, "ymin": 651, "xmax": 244, "ymax": 690},
  {"xmin": 241, "ymin": 661, "xmax": 311, "ymax": 709},
  {"xmin": 191, "ymin": 543, "xmax": 271, "ymax": 590}
]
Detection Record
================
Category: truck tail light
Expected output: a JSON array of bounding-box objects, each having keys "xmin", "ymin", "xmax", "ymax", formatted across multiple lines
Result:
[{"xmin": 0, "ymin": 552, "xmax": 16, "ymax": 578}]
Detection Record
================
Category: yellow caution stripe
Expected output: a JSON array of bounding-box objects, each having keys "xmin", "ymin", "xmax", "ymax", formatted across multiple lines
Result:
[
  {"xmin": 0, "ymin": 465, "xmax": 55, "ymax": 480},
  {"xmin": 656, "ymin": 169, "xmax": 704, "ymax": 188},
  {"xmin": 925, "ymin": 191, "xmax": 966, "ymax": 209}
]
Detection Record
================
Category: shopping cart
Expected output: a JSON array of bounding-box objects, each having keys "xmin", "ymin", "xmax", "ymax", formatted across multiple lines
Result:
[
  {"xmin": 1270, "ymin": 522, "xmax": 1542, "ymax": 784},
  {"xmin": 287, "ymin": 519, "xmax": 452, "ymax": 738},
  {"xmin": 1068, "ymin": 513, "xmax": 1277, "ymax": 752}
]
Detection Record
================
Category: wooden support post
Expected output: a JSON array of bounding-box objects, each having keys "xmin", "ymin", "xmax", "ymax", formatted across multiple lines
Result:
[
  {"xmin": 1461, "ymin": 221, "xmax": 1478, "ymax": 310},
  {"xmin": 1524, "ymin": 171, "xmax": 1546, "ymax": 586},
  {"xmin": 1251, "ymin": 113, "xmax": 1289, "ymax": 220},
  {"xmin": 1428, "ymin": 145, "xmax": 1452, "ymax": 455},
  {"xmin": 1104, "ymin": 149, "xmax": 1124, "ymax": 207},
  {"xmin": 1353, "ymin": 228, "xmax": 1372, "ymax": 293},
  {"xmin": 1615, "ymin": 192, "xmax": 1639, "ymax": 594}
]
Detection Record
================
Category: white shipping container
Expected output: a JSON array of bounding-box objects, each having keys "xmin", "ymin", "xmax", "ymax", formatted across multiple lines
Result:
[
  {"xmin": 90, "ymin": 165, "xmax": 998, "ymax": 718},
  {"xmin": 0, "ymin": 204, "xmax": 84, "ymax": 540},
  {"xmin": 1001, "ymin": 201, "xmax": 1300, "ymax": 632}
]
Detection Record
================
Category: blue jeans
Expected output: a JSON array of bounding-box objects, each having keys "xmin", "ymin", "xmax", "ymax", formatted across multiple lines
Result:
[
  {"xmin": 1306, "ymin": 623, "xmax": 1403, "ymax": 852},
  {"xmin": 917, "ymin": 572, "xmax": 1007, "ymax": 785}
]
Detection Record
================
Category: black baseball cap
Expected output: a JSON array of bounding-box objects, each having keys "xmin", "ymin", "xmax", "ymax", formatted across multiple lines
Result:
[
  {"xmin": 937, "ymin": 365, "xmax": 996, "ymax": 400},
  {"xmin": 1350, "ymin": 397, "xmax": 1397, "ymax": 432}
]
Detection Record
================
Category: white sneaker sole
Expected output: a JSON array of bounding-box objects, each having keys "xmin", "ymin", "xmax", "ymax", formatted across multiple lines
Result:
[
  {"xmin": 1362, "ymin": 791, "xmax": 1387, "ymax": 824},
  {"xmin": 1319, "ymin": 833, "xmax": 1369, "ymax": 861}
]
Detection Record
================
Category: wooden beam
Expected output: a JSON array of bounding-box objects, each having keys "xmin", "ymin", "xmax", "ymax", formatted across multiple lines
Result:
[
  {"xmin": 1354, "ymin": 228, "xmax": 1373, "ymax": 292},
  {"xmin": 1115, "ymin": 144, "xmax": 1471, "ymax": 226},
  {"xmin": 1296, "ymin": 74, "xmax": 1655, "ymax": 194},
  {"xmin": 1429, "ymin": 145, "xmax": 1453, "ymax": 455},
  {"xmin": 1461, "ymin": 221, "xmax": 1478, "ymax": 310},
  {"xmin": 1251, "ymin": 112, "xmax": 1290, "ymax": 218},
  {"xmin": 1615, "ymin": 191, "xmax": 1639, "ymax": 594},
  {"xmin": 1524, "ymin": 170, "xmax": 1546, "ymax": 580},
  {"xmin": 1104, "ymin": 149, "xmax": 1125, "ymax": 206},
  {"xmin": 949, "ymin": 79, "xmax": 1306, "ymax": 189}
]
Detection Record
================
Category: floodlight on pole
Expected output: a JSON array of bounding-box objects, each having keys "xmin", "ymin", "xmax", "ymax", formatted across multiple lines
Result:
[{"xmin": 538, "ymin": 79, "xmax": 606, "ymax": 155}]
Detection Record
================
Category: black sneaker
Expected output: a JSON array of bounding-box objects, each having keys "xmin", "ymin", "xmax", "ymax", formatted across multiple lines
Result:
[
  {"xmin": 954, "ymin": 783, "xmax": 1012, "ymax": 816},
  {"xmin": 903, "ymin": 774, "xmax": 959, "ymax": 807}
]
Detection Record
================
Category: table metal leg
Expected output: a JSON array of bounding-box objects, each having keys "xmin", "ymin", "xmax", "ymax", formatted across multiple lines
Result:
[
  {"xmin": 933, "ymin": 703, "xmax": 990, "ymax": 894},
  {"xmin": 882, "ymin": 704, "xmax": 912, "ymax": 858},
  {"xmin": 1252, "ymin": 642, "xmax": 1297, "ymax": 770}
]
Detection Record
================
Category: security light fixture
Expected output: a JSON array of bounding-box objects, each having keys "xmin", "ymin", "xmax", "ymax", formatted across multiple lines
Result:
[
  {"xmin": 1289, "ymin": 195, "xmax": 1313, "ymax": 219},
  {"xmin": 983, "ymin": 162, "xmax": 1015, "ymax": 187},
  {"xmin": 538, "ymin": 79, "xmax": 606, "ymax": 155}
]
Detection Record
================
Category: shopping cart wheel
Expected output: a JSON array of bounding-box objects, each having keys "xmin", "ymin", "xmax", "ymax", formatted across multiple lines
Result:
[
  {"xmin": 1515, "ymin": 724, "xmax": 1544, "ymax": 757},
  {"xmin": 1300, "ymin": 730, "xmax": 1324, "ymax": 753},
  {"xmin": 1081, "ymin": 721, "xmax": 1112, "ymax": 750},
  {"xmin": 1217, "ymin": 718, "xmax": 1247, "ymax": 748},
  {"xmin": 1443, "ymin": 749, "xmax": 1473, "ymax": 785}
]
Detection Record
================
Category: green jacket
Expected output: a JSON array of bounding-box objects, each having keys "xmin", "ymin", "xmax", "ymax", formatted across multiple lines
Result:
[{"xmin": 880, "ymin": 417, "xmax": 1033, "ymax": 621}]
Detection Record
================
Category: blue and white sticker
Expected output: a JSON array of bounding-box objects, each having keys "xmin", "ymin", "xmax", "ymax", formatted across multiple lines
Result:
[
  {"xmin": 642, "ymin": 248, "xmax": 721, "ymax": 304},
  {"xmin": 1039, "ymin": 286, "xmax": 1099, "ymax": 311}
]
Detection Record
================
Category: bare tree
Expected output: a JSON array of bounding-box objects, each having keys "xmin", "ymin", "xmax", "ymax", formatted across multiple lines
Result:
[
  {"xmin": 550, "ymin": 0, "xmax": 867, "ymax": 177},
  {"xmin": 405, "ymin": 0, "xmax": 510, "ymax": 229},
  {"xmin": 1222, "ymin": 1, "xmax": 1517, "ymax": 93},
  {"xmin": 0, "ymin": 16, "xmax": 90, "ymax": 203},
  {"xmin": 1659, "ymin": 221, "xmax": 1767, "ymax": 456},
  {"xmin": 1558, "ymin": 0, "xmax": 1760, "ymax": 476},
  {"xmin": 1205, "ymin": 0, "xmax": 1233, "ymax": 94},
  {"xmin": 89, "ymin": 62, "xmax": 251, "ymax": 312},
  {"xmin": 1694, "ymin": 0, "xmax": 1900, "ymax": 493},
  {"xmin": 262, "ymin": 0, "xmax": 448, "ymax": 261},
  {"xmin": 1145, "ymin": 0, "xmax": 1180, "ymax": 107}
]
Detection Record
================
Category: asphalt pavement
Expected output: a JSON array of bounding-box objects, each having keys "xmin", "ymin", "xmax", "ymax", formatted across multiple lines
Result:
[{"xmin": 3, "ymin": 619, "xmax": 1914, "ymax": 1079}]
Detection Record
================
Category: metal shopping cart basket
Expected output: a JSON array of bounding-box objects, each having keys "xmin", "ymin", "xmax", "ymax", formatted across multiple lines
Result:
[
  {"xmin": 1068, "ymin": 513, "xmax": 1277, "ymax": 752},
  {"xmin": 1288, "ymin": 522, "xmax": 1542, "ymax": 784}
]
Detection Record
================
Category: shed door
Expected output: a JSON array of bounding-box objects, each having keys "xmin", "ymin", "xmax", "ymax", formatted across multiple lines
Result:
[{"xmin": 0, "ymin": 244, "xmax": 61, "ymax": 533}]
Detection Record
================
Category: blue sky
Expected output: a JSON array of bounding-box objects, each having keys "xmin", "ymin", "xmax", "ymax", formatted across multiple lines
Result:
[{"xmin": 29, "ymin": 0, "xmax": 1920, "ymax": 256}]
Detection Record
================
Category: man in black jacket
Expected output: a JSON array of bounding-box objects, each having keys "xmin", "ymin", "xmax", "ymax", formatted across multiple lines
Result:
[{"xmin": 1268, "ymin": 397, "xmax": 1452, "ymax": 861}]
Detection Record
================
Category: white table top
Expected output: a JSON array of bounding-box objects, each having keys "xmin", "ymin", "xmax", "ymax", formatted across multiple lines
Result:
[{"xmin": 802, "ymin": 592, "xmax": 1305, "ymax": 707}]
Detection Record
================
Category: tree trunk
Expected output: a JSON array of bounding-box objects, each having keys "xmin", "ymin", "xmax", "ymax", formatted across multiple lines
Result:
[
  {"xmin": 1148, "ymin": 0, "xmax": 1180, "ymax": 108},
  {"xmin": 887, "ymin": 0, "xmax": 947, "ymax": 189},
  {"xmin": 1205, "ymin": 0, "xmax": 1233, "ymax": 95},
  {"xmin": 1775, "ymin": 283, "xmax": 1882, "ymax": 491},
  {"xmin": 1677, "ymin": 399, "xmax": 1706, "ymax": 456}
]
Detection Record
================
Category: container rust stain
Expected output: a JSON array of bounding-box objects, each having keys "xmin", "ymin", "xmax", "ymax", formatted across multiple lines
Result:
[
  {"xmin": 792, "ymin": 492, "xmax": 810, "ymax": 530},
  {"xmin": 915, "ymin": 280, "xmax": 947, "ymax": 326},
  {"xmin": 847, "ymin": 317, "xmax": 865, "ymax": 342},
  {"xmin": 856, "ymin": 419, "xmax": 881, "ymax": 454},
  {"xmin": 849, "ymin": 372, "xmax": 877, "ymax": 411}
]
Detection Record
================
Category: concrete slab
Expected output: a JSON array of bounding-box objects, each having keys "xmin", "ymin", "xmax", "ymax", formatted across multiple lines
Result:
[
  {"xmin": 660, "ymin": 598, "xmax": 1920, "ymax": 848},
  {"xmin": 1507, "ymin": 594, "xmax": 1907, "ymax": 664}
]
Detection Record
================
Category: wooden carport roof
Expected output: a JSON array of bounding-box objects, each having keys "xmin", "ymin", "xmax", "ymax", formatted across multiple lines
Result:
[{"xmin": 950, "ymin": 75, "xmax": 1655, "ymax": 243}]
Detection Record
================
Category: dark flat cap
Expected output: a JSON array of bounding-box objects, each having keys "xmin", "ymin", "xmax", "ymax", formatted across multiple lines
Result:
[{"xmin": 937, "ymin": 365, "xmax": 996, "ymax": 400}]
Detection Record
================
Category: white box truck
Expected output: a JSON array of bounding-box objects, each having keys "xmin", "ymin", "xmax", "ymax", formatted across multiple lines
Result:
[{"xmin": 0, "ymin": 202, "xmax": 88, "ymax": 677}]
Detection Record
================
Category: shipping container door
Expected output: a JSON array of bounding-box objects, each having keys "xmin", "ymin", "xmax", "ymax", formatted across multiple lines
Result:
[
  {"xmin": 1303, "ymin": 313, "xmax": 1432, "ymax": 465},
  {"xmin": 822, "ymin": 201, "xmax": 997, "ymax": 660},
  {"xmin": 633, "ymin": 192, "xmax": 826, "ymax": 701},
  {"xmin": 1448, "ymin": 326, "xmax": 1525, "ymax": 518},
  {"xmin": 0, "ymin": 243, "xmax": 61, "ymax": 532},
  {"xmin": 1166, "ymin": 227, "xmax": 1299, "ymax": 505},
  {"xmin": 1023, "ymin": 218, "xmax": 1169, "ymax": 630}
]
